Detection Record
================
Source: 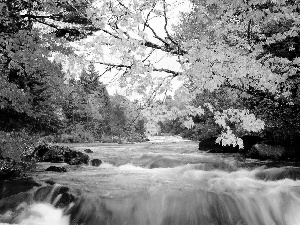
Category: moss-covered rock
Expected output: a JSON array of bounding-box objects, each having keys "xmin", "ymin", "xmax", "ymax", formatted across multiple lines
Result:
[{"xmin": 32, "ymin": 144, "xmax": 89, "ymax": 165}]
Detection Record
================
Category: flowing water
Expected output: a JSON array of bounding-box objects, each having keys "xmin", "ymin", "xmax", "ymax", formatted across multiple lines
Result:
[{"xmin": 1, "ymin": 137, "xmax": 300, "ymax": 225}]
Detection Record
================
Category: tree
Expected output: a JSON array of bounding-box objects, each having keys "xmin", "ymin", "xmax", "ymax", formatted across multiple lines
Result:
[
  {"xmin": 2, "ymin": 0, "xmax": 300, "ymax": 147},
  {"xmin": 58, "ymin": 0, "xmax": 299, "ymax": 147},
  {"xmin": 61, "ymin": 64, "xmax": 112, "ymax": 138},
  {"xmin": 173, "ymin": 0, "xmax": 300, "ymax": 145},
  {"xmin": 0, "ymin": 0, "xmax": 102, "ymax": 133}
]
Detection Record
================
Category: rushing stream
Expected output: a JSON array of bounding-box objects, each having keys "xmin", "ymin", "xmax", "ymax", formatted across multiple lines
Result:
[{"xmin": 1, "ymin": 136, "xmax": 300, "ymax": 225}]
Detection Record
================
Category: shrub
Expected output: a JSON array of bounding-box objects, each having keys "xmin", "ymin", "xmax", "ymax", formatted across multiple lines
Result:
[
  {"xmin": 41, "ymin": 135, "xmax": 56, "ymax": 143},
  {"xmin": 0, "ymin": 130, "xmax": 38, "ymax": 178},
  {"xmin": 126, "ymin": 133, "xmax": 147, "ymax": 142},
  {"xmin": 0, "ymin": 130, "xmax": 38, "ymax": 161},
  {"xmin": 99, "ymin": 135, "xmax": 120, "ymax": 143},
  {"xmin": 77, "ymin": 130, "xmax": 95, "ymax": 143},
  {"xmin": 57, "ymin": 131, "xmax": 95, "ymax": 143}
]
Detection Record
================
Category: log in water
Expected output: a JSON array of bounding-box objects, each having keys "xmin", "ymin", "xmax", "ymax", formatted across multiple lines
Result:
[{"xmin": 1, "ymin": 139, "xmax": 300, "ymax": 225}]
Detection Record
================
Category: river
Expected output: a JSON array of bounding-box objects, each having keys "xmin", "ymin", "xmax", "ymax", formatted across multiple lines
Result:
[{"xmin": 1, "ymin": 136, "xmax": 300, "ymax": 225}]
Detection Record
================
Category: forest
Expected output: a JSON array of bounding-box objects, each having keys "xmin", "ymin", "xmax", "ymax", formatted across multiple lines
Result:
[{"xmin": 1, "ymin": 0, "xmax": 300, "ymax": 174}]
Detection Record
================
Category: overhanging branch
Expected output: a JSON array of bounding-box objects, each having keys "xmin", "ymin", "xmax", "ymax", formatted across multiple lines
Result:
[{"xmin": 93, "ymin": 61, "xmax": 182, "ymax": 77}]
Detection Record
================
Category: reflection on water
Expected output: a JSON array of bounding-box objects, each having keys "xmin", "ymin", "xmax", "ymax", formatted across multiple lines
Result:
[{"xmin": 1, "ymin": 140, "xmax": 300, "ymax": 225}]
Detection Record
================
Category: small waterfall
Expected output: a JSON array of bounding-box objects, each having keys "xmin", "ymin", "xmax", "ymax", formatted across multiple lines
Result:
[{"xmin": 0, "ymin": 184, "xmax": 74, "ymax": 225}]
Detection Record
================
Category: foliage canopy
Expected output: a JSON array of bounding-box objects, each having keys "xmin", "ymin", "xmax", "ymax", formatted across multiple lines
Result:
[{"xmin": 1, "ymin": 0, "xmax": 300, "ymax": 147}]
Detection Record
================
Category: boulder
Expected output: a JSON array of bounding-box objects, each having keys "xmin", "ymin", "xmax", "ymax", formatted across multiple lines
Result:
[
  {"xmin": 198, "ymin": 135, "xmax": 263, "ymax": 153},
  {"xmin": 246, "ymin": 143, "xmax": 285, "ymax": 160},
  {"xmin": 84, "ymin": 149, "xmax": 94, "ymax": 153},
  {"xmin": 198, "ymin": 137, "xmax": 239, "ymax": 153},
  {"xmin": 90, "ymin": 159, "xmax": 102, "ymax": 167},
  {"xmin": 32, "ymin": 144, "xmax": 89, "ymax": 165},
  {"xmin": 64, "ymin": 151, "xmax": 89, "ymax": 165},
  {"xmin": 45, "ymin": 166, "xmax": 67, "ymax": 172}
]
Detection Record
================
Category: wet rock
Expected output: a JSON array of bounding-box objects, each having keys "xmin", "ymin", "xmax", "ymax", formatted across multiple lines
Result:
[
  {"xmin": 45, "ymin": 179, "xmax": 56, "ymax": 185},
  {"xmin": 199, "ymin": 137, "xmax": 239, "ymax": 153},
  {"xmin": 67, "ymin": 153, "xmax": 89, "ymax": 165},
  {"xmin": 51, "ymin": 186, "xmax": 76, "ymax": 208},
  {"xmin": 199, "ymin": 135, "xmax": 263, "ymax": 153},
  {"xmin": 34, "ymin": 185, "xmax": 76, "ymax": 208},
  {"xmin": 66, "ymin": 197, "xmax": 112, "ymax": 225},
  {"xmin": 42, "ymin": 148, "xmax": 65, "ymax": 163},
  {"xmin": 84, "ymin": 149, "xmax": 94, "ymax": 153},
  {"xmin": 90, "ymin": 159, "xmax": 102, "ymax": 167},
  {"xmin": 0, "ymin": 178, "xmax": 40, "ymax": 199},
  {"xmin": 45, "ymin": 166, "xmax": 67, "ymax": 172},
  {"xmin": 256, "ymin": 167, "xmax": 300, "ymax": 181},
  {"xmin": 32, "ymin": 144, "xmax": 89, "ymax": 165},
  {"xmin": 246, "ymin": 143, "xmax": 285, "ymax": 160},
  {"xmin": 0, "ymin": 192, "xmax": 32, "ymax": 218},
  {"xmin": 34, "ymin": 186, "xmax": 54, "ymax": 202}
]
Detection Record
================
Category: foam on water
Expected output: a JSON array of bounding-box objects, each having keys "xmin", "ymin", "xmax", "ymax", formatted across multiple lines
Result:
[
  {"xmin": 0, "ymin": 203, "xmax": 69, "ymax": 225},
  {"xmin": 17, "ymin": 203, "xmax": 69, "ymax": 225}
]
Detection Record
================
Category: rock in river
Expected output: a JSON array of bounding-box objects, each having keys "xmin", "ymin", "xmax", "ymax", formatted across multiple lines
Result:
[
  {"xmin": 90, "ymin": 159, "xmax": 102, "ymax": 166},
  {"xmin": 45, "ymin": 166, "xmax": 67, "ymax": 172},
  {"xmin": 84, "ymin": 149, "xmax": 94, "ymax": 153},
  {"xmin": 198, "ymin": 135, "xmax": 263, "ymax": 153},
  {"xmin": 246, "ymin": 143, "xmax": 286, "ymax": 160},
  {"xmin": 32, "ymin": 144, "xmax": 89, "ymax": 165}
]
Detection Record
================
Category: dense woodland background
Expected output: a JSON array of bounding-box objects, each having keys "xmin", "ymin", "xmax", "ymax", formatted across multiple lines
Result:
[{"xmin": 1, "ymin": 0, "xmax": 300, "ymax": 168}]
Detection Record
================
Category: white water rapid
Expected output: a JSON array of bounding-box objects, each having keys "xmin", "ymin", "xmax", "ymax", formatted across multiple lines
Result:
[{"xmin": 1, "ymin": 137, "xmax": 300, "ymax": 225}]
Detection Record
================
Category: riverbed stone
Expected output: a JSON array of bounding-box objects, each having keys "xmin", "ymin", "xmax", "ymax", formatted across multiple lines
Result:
[
  {"xmin": 84, "ymin": 149, "xmax": 94, "ymax": 153},
  {"xmin": 246, "ymin": 143, "xmax": 286, "ymax": 160},
  {"xmin": 45, "ymin": 166, "xmax": 67, "ymax": 172},
  {"xmin": 33, "ymin": 185, "xmax": 76, "ymax": 208},
  {"xmin": 90, "ymin": 159, "xmax": 102, "ymax": 166}
]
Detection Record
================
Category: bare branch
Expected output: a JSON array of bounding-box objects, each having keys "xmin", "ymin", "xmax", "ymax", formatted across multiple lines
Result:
[
  {"xmin": 143, "ymin": 1, "xmax": 158, "ymax": 31},
  {"xmin": 20, "ymin": 14, "xmax": 63, "ymax": 19},
  {"xmin": 143, "ymin": 22, "xmax": 169, "ymax": 46},
  {"xmin": 116, "ymin": 0, "xmax": 130, "ymax": 11},
  {"xmin": 99, "ymin": 27, "xmax": 121, "ymax": 40},
  {"xmin": 32, "ymin": 18, "xmax": 58, "ymax": 29},
  {"xmin": 95, "ymin": 66, "xmax": 114, "ymax": 80},
  {"xmin": 142, "ymin": 49, "xmax": 155, "ymax": 62},
  {"xmin": 162, "ymin": 0, "xmax": 178, "ymax": 46},
  {"xmin": 93, "ymin": 61, "xmax": 182, "ymax": 77}
]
